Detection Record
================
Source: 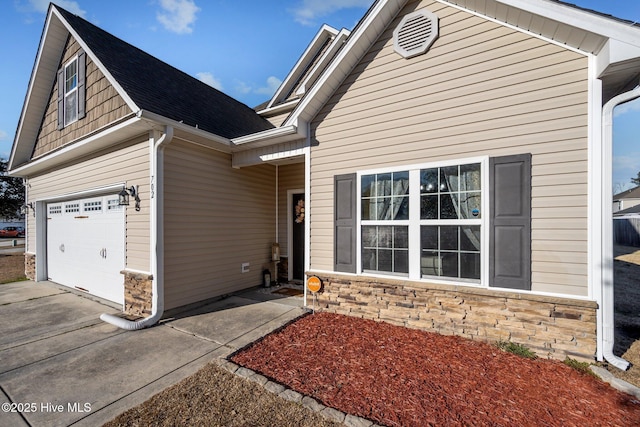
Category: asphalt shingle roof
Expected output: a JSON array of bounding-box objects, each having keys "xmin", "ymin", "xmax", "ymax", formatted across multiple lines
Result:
[{"xmin": 55, "ymin": 6, "xmax": 274, "ymax": 139}]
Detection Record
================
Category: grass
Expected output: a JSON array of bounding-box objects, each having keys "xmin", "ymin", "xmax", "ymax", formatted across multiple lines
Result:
[
  {"xmin": 563, "ymin": 357, "xmax": 598, "ymax": 377},
  {"xmin": 495, "ymin": 340, "xmax": 538, "ymax": 359}
]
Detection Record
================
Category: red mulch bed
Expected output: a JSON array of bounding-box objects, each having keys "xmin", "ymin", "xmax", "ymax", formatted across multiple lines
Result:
[{"xmin": 231, "ymin": 312, "xmax": 640, "ymax": 427}]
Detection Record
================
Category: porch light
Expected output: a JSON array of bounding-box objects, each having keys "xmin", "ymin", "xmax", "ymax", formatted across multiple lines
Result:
[{"xmin": 119, "ymin": 185, "xmax": 141, "ymax": 211}]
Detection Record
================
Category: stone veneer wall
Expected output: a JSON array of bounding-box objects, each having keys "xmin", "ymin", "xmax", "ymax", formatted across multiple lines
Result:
[
  {"xmin": 310, "ymin": 272, "xmax": 597, "ymax": 362},
  {"xmin": 123, "ymin": 271, "xmax": 153, "ymax": 317},
  {"xmin": 25, "ymin": 253, "xmax": 36, "ymax": 280}
]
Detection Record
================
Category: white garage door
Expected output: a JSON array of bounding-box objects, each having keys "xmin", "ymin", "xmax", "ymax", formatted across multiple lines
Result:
[{"xmin": 47, "ymin": 195, "xmax": 125, "ymax": 305}]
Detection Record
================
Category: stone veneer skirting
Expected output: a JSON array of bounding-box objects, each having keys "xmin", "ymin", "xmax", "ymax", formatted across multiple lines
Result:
[
  {"xmin": 123, "ymin": 270, "xmax": 153, "ymax": 317},
  {"xmin": 310, "ymin": 272, "xmax": 598, "ymax": 362},
  {"xmin": 25, "ymin": 253, "xmax": 36, "ymax": 280}
]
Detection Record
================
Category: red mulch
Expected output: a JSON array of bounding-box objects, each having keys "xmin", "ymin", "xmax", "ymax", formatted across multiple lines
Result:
[{"xmin": 231, "ymin": 312, "xmax": 640, "ymax": 427}]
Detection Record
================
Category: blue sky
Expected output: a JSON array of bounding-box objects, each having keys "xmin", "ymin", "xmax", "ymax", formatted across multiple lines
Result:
[{"xmin": 1, "ymin": 0, "xmax": 639, "ymax": 190}]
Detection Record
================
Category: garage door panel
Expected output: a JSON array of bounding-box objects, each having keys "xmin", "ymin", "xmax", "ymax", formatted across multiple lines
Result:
[{"xmin": 47, "ymin": 195, "xmax": 125, "ymax": 305}]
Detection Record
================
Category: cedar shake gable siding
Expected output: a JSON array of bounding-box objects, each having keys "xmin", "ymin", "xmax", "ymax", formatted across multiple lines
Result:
[
  {"xmin": 55, "ymin": 6, "xmax": 274, "ymax": 139},
  {"xmin": 33, "ymin": 35, "xmax": 130, "ymax": 159}
]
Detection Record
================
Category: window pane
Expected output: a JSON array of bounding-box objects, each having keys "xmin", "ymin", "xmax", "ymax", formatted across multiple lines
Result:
[
  {"xmin": 421, "ymin": 251, "xmax": 441, "ymax": 276},
  {"xmin": 394, "ymin": 226, "xmax": 408, "ymax": 248},
  {"xmin": 440, "ymin": 226, "xmax": 458, "ymax": 250},
  {"xmin": 393, "ymin": 196, "xmax": 409, "ymax": 220},
  {"xmin": 378, "ymin": 249, "xmax": 392, "ymax": 271},
  {"xmin": 362, "ymin": 249, "xmax": 376, "ymax": 270},
  {"xmin": 440, "ymin": 194, "xmax": 457, "ymax": 219},
  {"xmin": 421, "ymin": 226, "xmax": 438, "ymax": 250},
  {"xmin": 420, "ymin": 168, "xmax": 438, "ymax": 193},
  {"xmin": 362, "ymin": 175, "xmax": 375, "ymax": 197},
  {"xmin": 378, "ymin": 226, "xmax": 392, "ymax": 248},
  {"xmin": 460, "ymin": 163, "xmax": 481, "ymax": 191},
  {"xmin": 64, "ymin": 91, "xmax": 77, "ymax": 124},
  {"xmin": 460, "ymin": 226, "xmax": 481, "ymax": 252},
  {"xmin": 460, "ymin": 253, "xmax": 480, "ymax": 279},
  {"xmin": 65, "ymin": 60, "xmax": 77, "ymax": 93},
  {"xmin": 441, "ymin": 252, "xmax": 458, "ymax": 277},
  {"xmin": 394, "ymin": 250, "xmax": 409, "ymax": 273},
  {"xmin": 362, "ymin": 198, "xmax": 374, "ymax": 220},
  {"xmin": 362, "ymin": 226, "xmax": 377, "ymax": 247},
  {"xmin": 376, "ymin": 173, "xmax": 391, "ymax": 196},
  {"xmin": 393, "ymin": 171, "xmax": 409, "ymax": 196},
  {"xmin": 459, "ymin": 192, "xmax": 481, "ymax": 219},
  {"xmin": 376, "ymin": 198, "xmax": 390, "ymax": 220},
  {"xmin": 421, "ymin": 195, "xmax": 438, "ymax": 219},
  {"xmin": 440, "ymin": 166, "xmax": 458, "ymax": 192}
]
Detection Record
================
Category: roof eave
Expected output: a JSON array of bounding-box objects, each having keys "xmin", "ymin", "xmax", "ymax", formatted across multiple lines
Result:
[{"xmin": 230, "ymin": 124, "xmax": 306, "ymax": 151}]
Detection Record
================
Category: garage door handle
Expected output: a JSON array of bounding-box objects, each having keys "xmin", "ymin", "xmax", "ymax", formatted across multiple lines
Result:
[{"xmin": 59, "ymin": 244, "xmax": 65, "ymax": 252}]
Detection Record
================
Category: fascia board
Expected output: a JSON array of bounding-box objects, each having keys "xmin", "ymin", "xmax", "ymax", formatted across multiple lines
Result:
[
  {"xmin": 596, "ymin": 38, "xmax": 640, "ymax": 77},
  {"xmin": 51, "ymin": 7, "xmax": 139, "ymax": 112},
  {"xmin": 266, "ymin": 24, "xmax": 340, "ymax": 110},
  {"xmin": 9, "ymin": 9, "xmax": 66, "ymax": 171},
  {"xmin": 9, "ymin": 116, "xmax": 148, "ymax": 178},
  {"xmin": 481, "ymin": 0, "xmax": 640, "ymax": 47},
  {"xmin": 284, "ymin": 0, "xmax": 407, "ymax": 128},
  {"xmin": 230, "ymin": 124, "xmax": 305, "ymax": 150}
]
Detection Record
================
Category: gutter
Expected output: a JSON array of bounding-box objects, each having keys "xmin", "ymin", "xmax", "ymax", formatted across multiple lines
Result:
[
  {"xmin": 100, "ymin": 126, "xmax": 174, "ymax": 330},
  {"xmin": 600, "ymin": 87, "xmax": 640, "ymax": 370}
]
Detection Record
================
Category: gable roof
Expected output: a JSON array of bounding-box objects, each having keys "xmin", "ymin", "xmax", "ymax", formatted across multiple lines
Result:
[
  {"xmin": 280, "ymin": 0, "xmax": 640, "ymax": 131},
  {"xmin": 614, "ymin": 186, "xmax": 640, "ymax": 201},
  {"xmin": 10, "ymin": 4, "xmax": 273, "ymax": 172}
]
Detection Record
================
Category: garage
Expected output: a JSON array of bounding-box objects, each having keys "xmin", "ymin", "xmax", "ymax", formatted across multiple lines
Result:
[{"xmin": 46, "ymin": 194, "xmax": 125, "ymax": 305}]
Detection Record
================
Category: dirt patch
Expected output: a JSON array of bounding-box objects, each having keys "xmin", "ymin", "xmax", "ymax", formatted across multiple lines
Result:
[
  {"xmin": 232, "ymin": 312, "xmax": 639, "ymax": 427},
  {"xmin": 102, "ymin": 362, "xmax": 341, "ymax": 427},
  {"xmin": 0, "ymin": 253, "xmax": 26, "ymax": 284}
]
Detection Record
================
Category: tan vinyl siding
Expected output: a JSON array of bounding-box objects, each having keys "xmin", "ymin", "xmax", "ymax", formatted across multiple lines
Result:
[
  {"xmin": 277, "ymin": 163, "xmax": 305, "ymax": 256},
  {"xmin": 27, "ymin": 135, "xmax": 151, "ymax": 271},
  {"xmin": 163, "ymin": 139, "xmax": 276, "ymax": 309},
  {"xmin": 32, "ymin": 36, "xmax": 131, "ymax": 158},
  {"xmin": 309, "ymin": 0, "xmax": 590, "ymax": 296},
  {"xmin": 261, "ymin": 110, "xmax": 293, "ymax": 127}
]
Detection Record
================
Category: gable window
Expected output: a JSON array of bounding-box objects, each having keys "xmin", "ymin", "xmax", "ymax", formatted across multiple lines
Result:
[
  {"xmin": 64, "ymin": 58, "xmax": 78, "ymax": 125},
  {"xmin": 57, "ymin": 50, "xmax": 86, "ymax": 130}
]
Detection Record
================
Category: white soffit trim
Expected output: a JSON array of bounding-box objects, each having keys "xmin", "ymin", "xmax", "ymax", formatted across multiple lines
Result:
[
  {"xmin": 266, "ymin": 24, "xmax": 340, "ymax": 110},
  {"xmin": 231, "ymin": 124, "xmax": 304, "ymax": 150},
  {"xmin": 51, "ymin": 7, "xmax": 139, "ymax": 112},
  {"xmin": 285, "ymin": 0, "xmax": 407, "ymax": 127}
]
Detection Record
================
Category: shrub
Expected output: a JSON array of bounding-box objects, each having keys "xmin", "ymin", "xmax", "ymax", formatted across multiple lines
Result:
[
  {"xmin": 495, "ymin": 340, "xmax": 538, "ymax": 359},
  {"xmin": 563, "ymin": 357, "xmax": 598, "ymax": 377}
]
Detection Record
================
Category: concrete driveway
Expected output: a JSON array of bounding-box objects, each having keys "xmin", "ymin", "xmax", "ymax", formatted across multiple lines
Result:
[{"xmin": 0, "ymin": 281, "xmax": 306, "ymax": 427}]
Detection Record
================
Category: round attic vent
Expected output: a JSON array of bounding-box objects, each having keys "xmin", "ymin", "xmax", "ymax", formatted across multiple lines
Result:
[{"xmin": 393, "ymin": 9, "xmax": 439, "ymax": 59}]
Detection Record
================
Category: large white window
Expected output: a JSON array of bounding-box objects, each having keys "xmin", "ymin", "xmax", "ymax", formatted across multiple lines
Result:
[
  {"xmin": 63, "ymin": 57, "xmax": 79, "ymax": 126},
  {"xmin": 359, "ymin": 158, "xmax": 486, "ymax": 283}
]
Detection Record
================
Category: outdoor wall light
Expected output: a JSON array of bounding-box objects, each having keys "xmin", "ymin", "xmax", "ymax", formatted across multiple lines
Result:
[
  {"xmin": 21, "ymin": 202, "xmax": 35, "ymax": 217},
  {"xmin": 119, "ymin": 185, "xmax": 141, "ymax": 211}
]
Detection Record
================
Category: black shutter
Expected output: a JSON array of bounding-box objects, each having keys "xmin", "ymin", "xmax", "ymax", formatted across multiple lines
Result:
[
  {"xmin": 77, "ymin": 50, "xmax": 86, "ymax": 119},
  {"xmin": 489, "ymin": 154, "xmax": 531, "ymax": 290},
  {"xmin": 57, "ymin": 68, "xmax": 64, "ymax": 130},
  {"xmin": 334, "ymin": 173, "xmax": 357, "ymax": 273}
]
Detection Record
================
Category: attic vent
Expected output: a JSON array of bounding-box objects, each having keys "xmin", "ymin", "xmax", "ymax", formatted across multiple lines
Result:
[{"xmin": 393, "ymin": 9, "xmax": 439, "ymax": 59}]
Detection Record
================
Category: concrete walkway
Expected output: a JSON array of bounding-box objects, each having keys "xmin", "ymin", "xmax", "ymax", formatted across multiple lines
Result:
[{"xmin": 0, "ymin": 281, "xmax": 306, "ymax": 427}]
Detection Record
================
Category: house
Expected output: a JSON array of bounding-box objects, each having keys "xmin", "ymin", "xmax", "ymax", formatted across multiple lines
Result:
[
  {"xmin": 613, "ymin": 186, "xmax": 640, "ymax": 213},
  {"xmin": 10, "ymin": 1, "xmax": 640, "ymax": 369}
]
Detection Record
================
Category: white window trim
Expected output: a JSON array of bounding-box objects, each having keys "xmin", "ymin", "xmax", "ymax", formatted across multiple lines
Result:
[
  {"xmin": 357, "ymin": 156, "xmax": 489, "ymax": 287},
  {"xmin": 63, "ymin": 55, "xmax": 79, "ymax": 127}
]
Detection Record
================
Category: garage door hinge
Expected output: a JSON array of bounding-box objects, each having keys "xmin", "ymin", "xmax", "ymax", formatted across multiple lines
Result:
[{"xmin": 74, "ymin": 216, "xmax": 89, "ymax": 219}]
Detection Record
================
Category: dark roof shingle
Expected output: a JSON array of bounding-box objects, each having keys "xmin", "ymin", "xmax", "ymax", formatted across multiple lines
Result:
[{"xmin": 55, "ymin": 6, "xmax": 274, "ymax": 139}]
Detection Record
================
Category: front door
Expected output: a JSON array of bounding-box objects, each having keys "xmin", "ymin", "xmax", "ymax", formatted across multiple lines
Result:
[{"xmin": 291, "ymin": 192, "xmax": 305, "ymax": 282}]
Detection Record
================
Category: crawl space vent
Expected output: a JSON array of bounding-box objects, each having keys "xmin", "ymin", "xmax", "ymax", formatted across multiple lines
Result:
[{"xmin": 393, "ymin": 9, "xmax": 439, "ymax": 59}]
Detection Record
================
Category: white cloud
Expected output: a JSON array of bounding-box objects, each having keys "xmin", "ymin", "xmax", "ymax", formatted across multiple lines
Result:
[
  {"xmin": 27, "ymin": 0, "xmax": 86, "ymax": 16},
  {"xmin": 290, "ymin": 0, "xmax": 372, "ymax": 26},
  {"xmin": 0, "ymin": 130, "xmax": 8, "ymax": 141},
  {"xmin": 196, "ymin": 72, "xmax": 222, "ymax": 90},
  {"xmin": 234, "ymin": 81, "xmax": 252, "ymax": 95},
  {"xmin": 156, "ymin": 0, "xmax": 200, "ymax": 34},
  {"xmin": 255, "ymin": 76, "xmax": 283, "ymax": 96}
]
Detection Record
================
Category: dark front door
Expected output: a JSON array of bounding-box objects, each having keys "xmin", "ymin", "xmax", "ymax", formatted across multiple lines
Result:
[{"xmin": 292, "ymin": 193, "xmax": 305, "ymax": 281}]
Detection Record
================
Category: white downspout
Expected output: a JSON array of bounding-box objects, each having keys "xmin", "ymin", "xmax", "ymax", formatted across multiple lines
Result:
[
  {"xmin": 101, "ymin": 126, "xmax": 174, "ymax": 330},
  {"xmin": 600, "ymin": 87, "xmax": 640, "ymax": 370}
]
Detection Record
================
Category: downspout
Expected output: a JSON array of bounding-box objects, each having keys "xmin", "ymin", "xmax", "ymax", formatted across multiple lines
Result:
[
  {"xmin": 600, "ymin": 87, "xmax": 640, "ymax": 370},
  {"xmin": 101, "ymin": 125, "xmax": 174, "ymax": 330}
]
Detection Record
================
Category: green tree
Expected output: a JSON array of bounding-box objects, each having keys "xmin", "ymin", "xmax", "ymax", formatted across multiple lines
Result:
[
  {"xmin": 0, "ymin": 158, "xmax": 25, "ymax": 219},
  {"xmin": 632, "ymin": 171, "xmax": 640, "ymax": 187}
]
